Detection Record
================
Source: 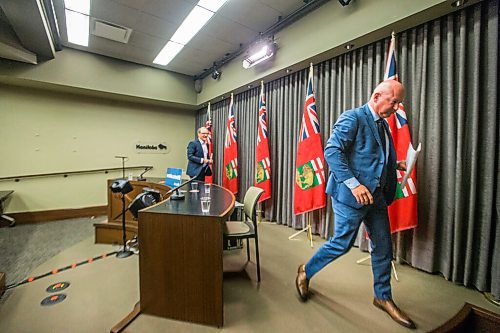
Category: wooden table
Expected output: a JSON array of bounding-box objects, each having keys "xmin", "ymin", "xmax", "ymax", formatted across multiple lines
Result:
[{"xmin": 112, "ymin": 182, "xmax": 235, "ymax": 332}]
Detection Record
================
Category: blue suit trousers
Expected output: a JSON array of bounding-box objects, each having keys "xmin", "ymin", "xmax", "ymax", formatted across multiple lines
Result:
[{"xmin": 305, "ymin": 189, "xmax": 393, "ymax": 300}]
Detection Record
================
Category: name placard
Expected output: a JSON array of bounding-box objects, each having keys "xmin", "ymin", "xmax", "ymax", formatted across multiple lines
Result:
[{"xmin": 135, "ymin": 142, "xmax": 169, "ymax": 154}]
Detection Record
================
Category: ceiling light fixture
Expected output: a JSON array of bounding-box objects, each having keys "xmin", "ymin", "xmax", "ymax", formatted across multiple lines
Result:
[
  {"xmin": 451, "ymin": 0, "xmax": 468, "ymax": 7},
  {"xmin": 153, "ymin": 0, "xmax": 228, "ymax": 66},
  {"xmin": 64, "ymin": 0, "xmax": 90, "ymax": 46},
  {"xmin": 242, "ymin": 41, "xmax": 276, "ymax": 69},
  {"xmin": 345, "ymin": 43, "xmax": 354, "ymax": 50},
  {"xmin": 211, "ymin": 69, "xmax": 221, "ymax": 80},
  {"xmin": 338, "ymin": 0, "xmax": 353, "ymax": 6}
]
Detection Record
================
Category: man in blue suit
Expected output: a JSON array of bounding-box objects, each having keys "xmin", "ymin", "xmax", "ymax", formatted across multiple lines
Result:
[
  {"xmin": 295, "ymin": 80, "xmax": 416, "ymax": 329},
  {"xmin": 186, "ymin": 126, "xmax": 212, "ymax": 181}
]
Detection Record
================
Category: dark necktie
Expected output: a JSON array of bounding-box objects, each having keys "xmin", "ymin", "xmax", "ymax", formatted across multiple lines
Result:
[
  {"xmin": 376, "ymin": 119, "xmax": 388, "ymax": 187},
  {"xmin": 376, "ymin": 119, "xmax": 386, "ymax": 157}
]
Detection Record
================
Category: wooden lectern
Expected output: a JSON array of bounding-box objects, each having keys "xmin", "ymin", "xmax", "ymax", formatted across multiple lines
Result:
[{"xmin": 111, "ymin": 182, "xmax": 235, "ymax": 332}]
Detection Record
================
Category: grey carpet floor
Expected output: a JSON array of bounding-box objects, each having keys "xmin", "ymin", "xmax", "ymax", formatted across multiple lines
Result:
[{"xmin": 0, "ymin": 216, "xmax": 99, "ymax": 304}]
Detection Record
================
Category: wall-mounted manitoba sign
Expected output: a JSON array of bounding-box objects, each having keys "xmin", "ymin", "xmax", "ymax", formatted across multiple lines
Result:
[{"xmin": 135, "ymin": 142, "xmax": 169, "ymax": 154}]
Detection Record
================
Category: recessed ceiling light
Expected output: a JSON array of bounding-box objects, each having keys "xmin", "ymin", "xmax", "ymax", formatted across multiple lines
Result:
[
  {"xmin": 170, "ymin": 6, "xmax": 213, "ymax": 45},
  {"xmin": 153, "ymin": 41, "xmax": 184, "ymax": 66},
  {"xmin": 64, "ymin": 0, "xmax": 90, "ymax": 47},
  {"xmin": 198, "ymin": 0, "xmax": 228, "ymax": 12},
  {"xmin": 64, "ymin": 0, "xmax": 90, "ymax": 15},
  {"xmin": 153, "ymin": 0, "xmax": 229, "ymax": 67}
]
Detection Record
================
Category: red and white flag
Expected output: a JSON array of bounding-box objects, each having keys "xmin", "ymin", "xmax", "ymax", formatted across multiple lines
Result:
[
  {"xmin": 294, "ymin": 64, "xmax": 326, "ymax": 215},
  {"xmin": 254, "ymin": 81, "xmax": 271, "ymax": 202},
  {"xmin": 223, "ymin": 93, "xmax": 238, "ymax": 194},
  {"xmin": 384, "ymin": 32, "xmax": 418, "ymax": 232}
]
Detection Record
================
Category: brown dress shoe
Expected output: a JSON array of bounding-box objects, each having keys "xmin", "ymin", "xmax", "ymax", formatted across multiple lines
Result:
[
  {"xmin": 295, "ymin": 264, "xmax": 309, "ymax": 301},
  {"xmin": 373, "ymin": 298, "xmax": 416, "ymax": 329}
]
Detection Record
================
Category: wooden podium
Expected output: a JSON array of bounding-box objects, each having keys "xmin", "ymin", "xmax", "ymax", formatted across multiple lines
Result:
[
  {"xmin": 111, "ymin": 182, "xmax": 235, "ymax": 332},
  {"xmin": 94, "ymin": 178, "xmax": 171, "ymax": 244}
]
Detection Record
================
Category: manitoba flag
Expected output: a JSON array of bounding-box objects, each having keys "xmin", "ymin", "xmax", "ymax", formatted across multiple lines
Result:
[
  {"xmin": 385, "ymin": 32, "xmax": 418, "ymax": 232},
  {"xmin": 223, "ymin": 93, "xmax": 238, "ymax": 194},
  {"xmin": 254, "ymin": 81, "xmax": 271, "ymax": 202},
  {"xmin": 294, "ymin": 64, "xmax": 326, "ymax": 215},
  {"xmin": 205, "ymin": 102, "xmax": 213, "ymax": 184}
]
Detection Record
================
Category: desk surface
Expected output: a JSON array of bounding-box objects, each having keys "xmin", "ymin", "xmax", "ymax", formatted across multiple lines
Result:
[{"xmin": 145, "ymin": 183, "xmax": 233, "ymax": 217}]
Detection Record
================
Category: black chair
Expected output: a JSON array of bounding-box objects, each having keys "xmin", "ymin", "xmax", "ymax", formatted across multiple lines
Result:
[{"xmin": 223, "ymin": 186, "xmax": 264, "ymax": 282}]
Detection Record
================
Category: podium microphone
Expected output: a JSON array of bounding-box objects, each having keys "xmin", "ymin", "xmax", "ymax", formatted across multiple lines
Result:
[
  {"xmin": 168, "ymin": 170, "xmax": 201, "ymax": 200},
  {"xmin": 137, "ymin": 166, "xmax": 152, "ymax": 181}
]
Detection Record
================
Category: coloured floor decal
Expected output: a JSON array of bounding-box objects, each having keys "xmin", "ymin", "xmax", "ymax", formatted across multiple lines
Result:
[
  {"xmin": 41, "ymin": 293, "xmax": 67, "ymax": 306},
  {"xmin": 46, "ymin": 281, "xmax": 70, "ymax": 293}
]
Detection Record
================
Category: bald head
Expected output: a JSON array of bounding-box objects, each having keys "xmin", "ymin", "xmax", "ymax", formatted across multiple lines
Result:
[{"xmin": 369, "ymin": 80, "xmax": 405, "ymax": 118}]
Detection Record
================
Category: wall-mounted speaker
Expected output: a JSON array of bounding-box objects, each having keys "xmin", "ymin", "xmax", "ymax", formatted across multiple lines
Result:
[{"xmin": 194, "ymin": 79, "xmax": 203, "ymax": 93}]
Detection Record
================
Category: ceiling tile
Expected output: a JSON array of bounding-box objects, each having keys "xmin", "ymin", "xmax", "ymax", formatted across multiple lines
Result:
[
  {"xmin": 134, "ymin": 12, "xmax": 178, "ymax": 39},
  {"xmin": 127, "ymin": 30, "xmax": 166, "ymax": 52},
  {"xmin": 31, "ymin": 0, "xmax": 320, "ymax": 76},
  {"xmin": 142, "ymin": 0, "xmax": 196, "ymax": 25}
]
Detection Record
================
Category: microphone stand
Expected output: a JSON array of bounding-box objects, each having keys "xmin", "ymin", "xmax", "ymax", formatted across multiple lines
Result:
[
  {"xmin": 114, "ymin": 156, "xmax": 133, "ymax": 258},
  {"xmin": 115, "ymin": 155, "xmax": 127, "ymax": 179},
  {"xmin": 116, "ymin": 193, "xmax": 133, "ymax": 258}
]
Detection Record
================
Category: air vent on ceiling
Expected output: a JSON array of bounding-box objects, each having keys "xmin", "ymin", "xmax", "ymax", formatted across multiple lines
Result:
[{"xmin": 90, "ymin": 18, "xmax": 132, "ymax": 44}]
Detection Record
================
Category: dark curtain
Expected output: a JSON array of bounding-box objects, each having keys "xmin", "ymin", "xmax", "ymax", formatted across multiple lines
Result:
[{"xmin": 196, "ymin": 1, "xmax": 499, "ymax": 299}]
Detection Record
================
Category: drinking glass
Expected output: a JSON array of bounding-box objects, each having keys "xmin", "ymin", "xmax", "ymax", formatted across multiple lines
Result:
[{"xmin": 201, "ymin": 197, "xmax": 210, "ymax": 213}]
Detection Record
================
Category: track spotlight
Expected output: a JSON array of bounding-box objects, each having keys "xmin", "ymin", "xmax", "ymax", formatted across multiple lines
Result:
[
  {"xmin": 338, "ymin": 0, "xmax": 352, "ymax": 6},
  {"xmin": 211, "ymin": 69, "xmax": 221, "ymax": 80},
  {"xmin": 451, "ymin": 0, "xmax": 468, "ymax": 7},
  {"xmin": 242, "ymin": 41, "xmax": 276, "ymax": 69}
]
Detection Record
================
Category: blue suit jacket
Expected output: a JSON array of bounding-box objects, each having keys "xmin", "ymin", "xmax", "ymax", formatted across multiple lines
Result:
[
  {"xmin": 325, "ymin": 104, "xmax": 397, "ymax": 209},
  {"xmin": 186, "ymin": 139, "xmax": 211, "ymax": 178}
]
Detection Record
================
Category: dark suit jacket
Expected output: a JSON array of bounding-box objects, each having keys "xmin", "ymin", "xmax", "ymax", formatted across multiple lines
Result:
[
  {"xmin": 324, "ymin": 104, "xmax": 397, "ymax": 209},
  {"xmin": 186, "ymin": 139, "xmax": 211, "ymax": 179}
]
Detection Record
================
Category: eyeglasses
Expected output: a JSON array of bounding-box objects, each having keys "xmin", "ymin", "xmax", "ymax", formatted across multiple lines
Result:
[{"xmin": 200, "ymin": 132, "xmax": 210, "ymax": 135}]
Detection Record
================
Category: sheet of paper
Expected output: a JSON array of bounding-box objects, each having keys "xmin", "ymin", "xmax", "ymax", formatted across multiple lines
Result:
[{"xmin": 400, "ymin": 142, "xmax": 422, "ymax": 188}]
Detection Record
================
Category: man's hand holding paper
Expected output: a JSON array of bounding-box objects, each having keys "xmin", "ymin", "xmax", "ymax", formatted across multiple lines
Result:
[{"xmin": 400, "ymin": 142, "xmax": 421, "ymax": 187}]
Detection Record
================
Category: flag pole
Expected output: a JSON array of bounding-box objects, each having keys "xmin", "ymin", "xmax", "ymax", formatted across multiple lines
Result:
[
  {"xmin": 288, "ymin": 212, "xmax": 314, "ymax": 248},
  {"xmin": 307, "ymin": 214, "xmax": 313, "ymax": 248},
  {"xmin": 355, "ymin": 240, "xmax": 399, "ymax": 281}
]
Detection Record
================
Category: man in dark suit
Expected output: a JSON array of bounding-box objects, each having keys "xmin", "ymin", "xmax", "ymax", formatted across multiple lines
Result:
[
  {"xmin": 186, "ymin": 126, "xmax": 212, "ymax": 181},
  {"xmin": 295, "ymin": 80, "xmax": 416, "ymax": 329}
]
